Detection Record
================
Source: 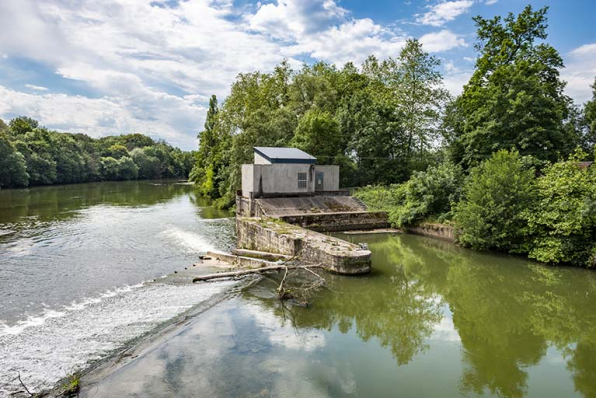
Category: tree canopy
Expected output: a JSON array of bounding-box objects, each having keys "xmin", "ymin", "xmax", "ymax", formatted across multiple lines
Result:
[{"xmin": 0, "ymin": 117, "xmax": 194, "ymax": 188}]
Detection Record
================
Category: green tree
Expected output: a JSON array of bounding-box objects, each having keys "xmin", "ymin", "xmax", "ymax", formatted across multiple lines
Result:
[
  {"xmin": 291, "ymin": 109, "xmax": 342, "ymax": 162},
  {"xmin": 107, "ymin": 144, "xmax": 129, "ymax": 159},
  {"xmin": 131, "ymin": 147, "xmax": 161, "ymax": 179},
  {"xmin": 454, "ymin": 150, "xmax": 536, "ymax": 252},
  {"xmin": 9, "ymin": 116, "xmax": 39, "ymax": 136},
  {"xmin": 100, "ymin": 157, "xmax": 120, "ymax": 180},
  {"xmin": 0, "ymin": 131, "xmax": 29, "ymax": 187},
  {"xmin": 526, "ymin": 151, "xmax": 596, "ymax": 266},
  {"xmin": 394, "ymin": 39, "xmax": 450, "ymax": 161},
  {"xmin": 584, "ymin": 78, "xmax": 596, "ymax": 148},
  {"xmin": 447, "ymin": 6, "xmax": 574, "ymax": 168},
  {"xmin": 118, "ymin": 156, "xmax": 139, "ymax": 180}
]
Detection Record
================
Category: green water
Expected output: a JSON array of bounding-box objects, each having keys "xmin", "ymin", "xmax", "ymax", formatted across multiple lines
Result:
[{"xmin": 83, "ymin": 233, "xmax": 596, "ymax": 398}]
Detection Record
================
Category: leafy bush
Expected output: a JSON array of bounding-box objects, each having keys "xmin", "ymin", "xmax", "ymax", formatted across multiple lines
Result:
[
  {"xmin": 355, "ymin": 161, "xmax": 464, "ymax": 228},
  {"xmin": 526, "ymin": 152, "xmax": 596, "ymax": 266},
  {"xmin": 454, "ymin": 150, "xmax": 536, "ymax": 252}
]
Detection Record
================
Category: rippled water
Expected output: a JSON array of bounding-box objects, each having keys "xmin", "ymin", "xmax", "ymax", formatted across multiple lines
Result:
[{"xmin": 0, "ymin": 181, "xmax": 236, "ymax": 395}]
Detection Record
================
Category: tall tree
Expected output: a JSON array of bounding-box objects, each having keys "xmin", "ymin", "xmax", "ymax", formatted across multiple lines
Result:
[
  {"xmin": 584, "ymin": 78, "xmax": 596, "ymax": 148},
  {"xmin": 394, "ymin": 39, "xmax": 450, "ymax": 161},
  {"xmin": 190, "ymin": 95, "xmax": 226, "ymax": 198},
  {"xmin": 446, "ymin": 6, "xmax": 574, "ymax": 168}
]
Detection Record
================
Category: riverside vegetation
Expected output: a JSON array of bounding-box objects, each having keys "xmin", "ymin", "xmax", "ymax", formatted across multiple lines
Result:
[
  {"xmin": 0, "ymin": 116, "xmax": 194, "ymax": 188},
  {"xmin": 188, "ymin": 5, "xmax": 596, "ymax": 268}
]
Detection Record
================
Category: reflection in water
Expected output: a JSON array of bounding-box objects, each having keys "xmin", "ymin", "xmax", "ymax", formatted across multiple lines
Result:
[
  {"xmin": 87, "ymin": 233, "xmax": 596, "ymax": 397},
  {"xmin": 247, "ymin": 234, "xmax": 596, "ymax": 397}
]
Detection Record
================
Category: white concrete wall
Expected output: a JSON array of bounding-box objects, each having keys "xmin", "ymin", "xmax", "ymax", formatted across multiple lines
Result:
[
  {"xmin": 241, "ymin": 164, "xmax": 255, "ymax": 198},
  {"xmin": 261, "ymin": 164, "xmax": 315, "ymax": 194},
  {"xmin": 242, "ymin": 163, "xmax": 339, "ymax": 197},
  {"xmin": 314, "ymin": 165, "xmax": 340, "ymax": 191},
  {"xmin": 254, "ymin": 152, "xmax": 271, "ymax": 165}
]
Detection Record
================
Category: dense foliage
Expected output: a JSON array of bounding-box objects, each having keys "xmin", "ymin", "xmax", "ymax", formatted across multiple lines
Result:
[
  {"xmin": 190, "ymin": 39, "xmax": 450, "ymax": 207},
  {"xmin": 355, "ymin": 161, "xmax": 463, "ymax": 228},
  {"xmin": 454, "ymin": 150, "xmax": 536, "ymax": 252},
  {"xmin": 526, "ymin": 151, "xmax": 596, "ymax": 265},
  {"xmin": 0, "ymin": 116, "xmax": 194, "ymax": 188},
  {"xmin": 353, "ymin": 6, "xmax": 596, "ymax": 267},
  {"xmin": 444, "ymin": 5, "xmax": 576, "ymax": 168}
]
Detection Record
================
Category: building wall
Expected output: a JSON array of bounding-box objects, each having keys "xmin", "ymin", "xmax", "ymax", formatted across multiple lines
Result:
[
  {"xmin": 242, "ymin": 163, "xmax": 340, "ymax": 198},
  {"xmin": 254, "ymin": 152, "xmax": 270, "ymax": 165},
  {"xmin": 260, "ymin": 163, "xmax": 314, "ymax": 194},
  {"xmin": 314, "ymin": 165, "xmax": 340, "ymax": 191},
  {"xmin": 241, "ymin": 164, "xmax": 257, "ymax": 198}
]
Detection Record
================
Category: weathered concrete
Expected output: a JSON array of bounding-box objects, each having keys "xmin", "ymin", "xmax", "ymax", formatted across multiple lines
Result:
[
  {"xmin": 230, "ymin": 248, "xmax": 293, "ymax": 262},
  {"xmin": 206, "ymin": 250, "xmax": 280, "ymax": 268},
  {"xmin": 236, "ymin": 218, "xmax": 371, "ymax": 274},
  {"xmin": 407, "ymin": 223, "xmax": 455, "ymax": 242},
  {"xmin": 242, "ymin": 164, "xmax": 340, "ymax": 198},
  {"xmin": 256, "ymin": 196, "xmax": 367, "ymax": 217},
  {"xmin": 278, "ymin": 211, "xmax": 390, "ymax": 232}
]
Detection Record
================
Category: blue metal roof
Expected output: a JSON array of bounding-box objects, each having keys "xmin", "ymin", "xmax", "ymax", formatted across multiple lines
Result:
[{"xmin": 254, "ymin": 147, "xmax": 316, "ymax": 164}]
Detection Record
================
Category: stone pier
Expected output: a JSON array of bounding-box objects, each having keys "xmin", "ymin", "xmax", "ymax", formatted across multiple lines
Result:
[{"xmin": 236, "ymin": 218, "xmax": 372, "ymax": 275}]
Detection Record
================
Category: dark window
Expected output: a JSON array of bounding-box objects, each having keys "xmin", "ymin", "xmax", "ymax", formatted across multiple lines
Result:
[{"xmin": 298, "ymin": 172, "xmax": 307, "ymax": 189}]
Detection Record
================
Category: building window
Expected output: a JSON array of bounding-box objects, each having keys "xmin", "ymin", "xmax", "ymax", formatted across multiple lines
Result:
[{"xmin": 298, "ymin": 172, "xmax": 307, "ymax": 189}]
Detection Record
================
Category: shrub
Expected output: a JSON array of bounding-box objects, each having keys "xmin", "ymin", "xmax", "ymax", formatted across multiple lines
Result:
[
  {"xmin": 355, "ymin": 161, "xmax": 464, "ymax": 228},
  {"xmin": 454, "ymin": 150, "xmax": 536, "ymax": 252},
  {"xmin": 526, "ymin": 151, "xmax": 596, "ymax": 266},
  {"xmin": 389, "ymin": 161, "xmax": 464, "ymax": 227}
]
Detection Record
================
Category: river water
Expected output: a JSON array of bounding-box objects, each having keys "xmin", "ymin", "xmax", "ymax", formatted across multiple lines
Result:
[
  {"xmin": 2, "ymin": 181, "xmax": 596, "ymax": 397},
  {"xmin": 0, "ymin": 181, "xmax": 236, "ymax": 395}
]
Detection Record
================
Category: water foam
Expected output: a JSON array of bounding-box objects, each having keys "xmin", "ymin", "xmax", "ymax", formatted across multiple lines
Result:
[
  {"xmin": 160, "ymin": 226, "xmax": 216, "ymax": 253},
  {"xmin": 0, "ymin": 280, "xmax": 235, "ymax": 397}
]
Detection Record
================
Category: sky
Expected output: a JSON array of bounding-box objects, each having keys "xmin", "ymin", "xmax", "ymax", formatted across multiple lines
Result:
[{"xmin": 0, "ymin": 0, "xmax": 594, "ymax": 150}]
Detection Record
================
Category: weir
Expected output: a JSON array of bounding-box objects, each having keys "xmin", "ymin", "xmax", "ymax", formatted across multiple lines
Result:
[{"xmin": 235, "ymin": 147, "xmax": 390, "ymax": 275}]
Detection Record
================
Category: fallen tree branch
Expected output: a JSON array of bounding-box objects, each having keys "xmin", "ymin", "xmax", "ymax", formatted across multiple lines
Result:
[
  {"xmin": 276, "ymin": 265, "xmax": 291, "ymax": 299},
  {"xmin": 192, "ymin": 264, "xmax": 323, "ymax": 283}
]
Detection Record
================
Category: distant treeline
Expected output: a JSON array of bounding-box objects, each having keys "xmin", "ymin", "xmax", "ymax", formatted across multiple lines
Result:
[
  {"xmin": 0, "ymin": 116, "xmax": 195, "ymax": 188},
  {"xmin": 189, "ymin": 5, "xmax": 595, "ymax": 209}
]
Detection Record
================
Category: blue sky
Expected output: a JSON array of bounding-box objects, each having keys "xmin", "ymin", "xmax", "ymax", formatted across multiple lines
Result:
[{"xmin": 0, "ymin": 0, "xmax": 594, "ymax": 150}]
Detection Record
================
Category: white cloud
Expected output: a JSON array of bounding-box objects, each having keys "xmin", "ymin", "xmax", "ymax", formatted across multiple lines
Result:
[
  {"xmin": 420, "ymin": 30, "xmax": 467, "ymax": 53},
  {"xmin": 485, "ymin": 0, "xmax": 498, "ymax": 5},
  {"xmin": 0, "ymin": 85, "xmax": 205, "ymax": 150},
  {"xmin": 0, "ymin": 0, "xmax": 473, "ymax": 148},
  {"xmin": 25, "ymin": 84, "xmax": 48, "ymax": 91},
  {"xmin": 562, "ymin": 43, "xmax": 596, "ymax": 104},
  {"xmin": 249, "ymin": 0, "xmax": 408, "ymax": 65},
  {"xmin": 417, "ymin": 0, "xmax": 474, "ymax": 27}
]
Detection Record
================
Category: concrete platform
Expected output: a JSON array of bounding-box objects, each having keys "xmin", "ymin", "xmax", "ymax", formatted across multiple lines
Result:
[
  {"xmin": 256, "ymin": 196, "xmax": 367, "ymax": 217},
  {"xmin": 236, "ymin": 218, "xmax": 372, "ymax": 275}
]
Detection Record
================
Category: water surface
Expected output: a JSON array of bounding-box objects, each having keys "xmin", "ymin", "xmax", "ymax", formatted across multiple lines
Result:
[
  {"xmin": 0, "ymin": 181, "xmax": 235, "ymax": 396},
  {"xmin": 84, "ymin": 234, "xmax": 596, "ymax": 398}
]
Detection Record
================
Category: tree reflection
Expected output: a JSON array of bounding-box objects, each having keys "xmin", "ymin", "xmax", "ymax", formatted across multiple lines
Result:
[
  {"xmin": 245, "ymin": 233, "xmax": 596, "ymax": 397},
  {"xmin": 245, "ymin": 234, "xmax": 444, "ymax": 366},
  {"xmin": 0, "ymin": 180, "xmax": 223, "ymax": 225}
]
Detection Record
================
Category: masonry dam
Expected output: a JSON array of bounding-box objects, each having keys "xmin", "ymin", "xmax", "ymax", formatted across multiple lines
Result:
[{"xmin": 235, "ymin": 193, "xmax": 390, "ymax": 274}]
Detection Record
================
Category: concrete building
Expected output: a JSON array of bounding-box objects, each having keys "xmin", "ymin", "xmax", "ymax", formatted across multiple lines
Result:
[{"xmin": 241, "ymin": 147, "xmax": 340, "ymax": 199}]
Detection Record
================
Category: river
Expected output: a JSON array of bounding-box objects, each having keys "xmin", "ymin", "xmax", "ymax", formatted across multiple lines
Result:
[{"xmin": 2, "ymin": 181, "xmax": 596, "ymax": 397}]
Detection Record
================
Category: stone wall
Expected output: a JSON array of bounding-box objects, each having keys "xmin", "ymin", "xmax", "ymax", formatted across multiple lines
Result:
[
  {"xmin": 279, "ymin": 211, "xmax": 390, "ymax": 232},
  {"xmin": 407, "ymin": 223, "xmax": 455, "ymax": 242},
  {"xmin": 236, "ymin": 218, "xmax": 371, "ymax": 274}
]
